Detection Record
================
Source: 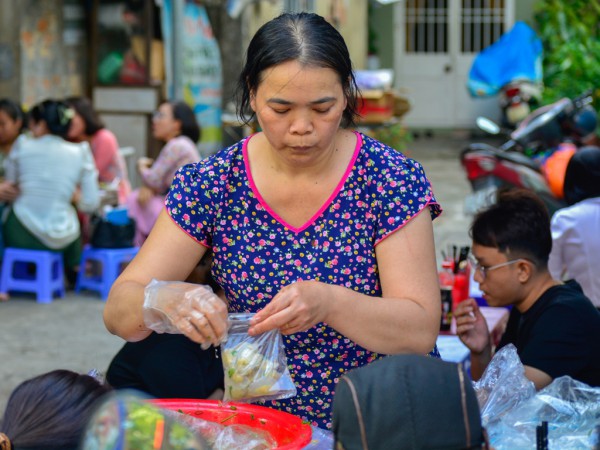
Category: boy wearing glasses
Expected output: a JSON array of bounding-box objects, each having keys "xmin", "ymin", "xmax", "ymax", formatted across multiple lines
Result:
[{"xmin": 454, "ymin": 189, "xmax": 600, "ymax": 389}]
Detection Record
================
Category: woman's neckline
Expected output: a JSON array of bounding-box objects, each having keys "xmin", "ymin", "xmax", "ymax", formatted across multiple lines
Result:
[{"xmin": 242, "ymin": 131, "xmax": 362, "ymax": 233}]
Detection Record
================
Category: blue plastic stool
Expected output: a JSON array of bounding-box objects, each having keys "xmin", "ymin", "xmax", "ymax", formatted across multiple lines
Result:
[
  {"xmin": 76, "ymin": 246, "xmax": 139, "ymax": 300},
  {"xmin": 0, "ymin": 248, "xmax": 65, "ymax": 304}
]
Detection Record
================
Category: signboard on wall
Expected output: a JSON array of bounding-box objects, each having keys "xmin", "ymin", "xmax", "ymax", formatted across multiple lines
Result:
[{"xmin": 162, "ymin": 0, "xmax": 223, "ymax": 157}]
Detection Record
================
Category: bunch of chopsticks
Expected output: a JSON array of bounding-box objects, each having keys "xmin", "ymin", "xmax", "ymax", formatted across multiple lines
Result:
[{"xmin": 440, "ymin": 245, "xmax": 470, "ymax": 274}]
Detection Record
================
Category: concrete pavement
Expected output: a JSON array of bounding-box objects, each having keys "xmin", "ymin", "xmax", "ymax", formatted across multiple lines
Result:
[{"xmin": 0, "ymin": 130, "xmax": 478, "ymax": 413}]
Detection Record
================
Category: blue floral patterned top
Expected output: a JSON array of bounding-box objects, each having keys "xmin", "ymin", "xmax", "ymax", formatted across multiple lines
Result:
[{"xmin": 166, "ymin": 131, "xmax": 442, "ymax": 429}]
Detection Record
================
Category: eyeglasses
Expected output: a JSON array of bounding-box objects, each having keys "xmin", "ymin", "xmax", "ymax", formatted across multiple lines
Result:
[
  {"xmin": 152, "ymin": 110, "xmax": 167, "ymax": 120},
  {"xmin": 468, "ymin": 254, "xmax": 522, "ymax": 280}
]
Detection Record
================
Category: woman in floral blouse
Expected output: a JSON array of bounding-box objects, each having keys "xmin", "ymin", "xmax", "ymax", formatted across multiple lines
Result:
[{"xmin": 105, "ymin": 12, "xmax": 442, "ymax": 430}]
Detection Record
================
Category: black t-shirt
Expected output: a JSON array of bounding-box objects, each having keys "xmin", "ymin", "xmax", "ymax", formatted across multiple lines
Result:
[{"xmin": 497, "ymin": 280, "xmax": 600, "ymax": 387}]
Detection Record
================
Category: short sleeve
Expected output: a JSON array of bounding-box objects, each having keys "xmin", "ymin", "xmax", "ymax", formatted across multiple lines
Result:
[
  {"xmin": 165, "ymin": 162, "xmax": 217, "ymax": 246},
  {"xmin": 375, "ymin": 154, "xmax": 442, "ymax": 243},
  {"xmin": 548, "ymin": 209, "xmax": 572, "ymax": 279}
]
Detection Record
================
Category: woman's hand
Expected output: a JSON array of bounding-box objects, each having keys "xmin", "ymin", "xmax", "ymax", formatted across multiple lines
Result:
[
  {"xmin": 143, "ymin": 280, "xmax": 229, "ymax": 348},
  {"xmin": 454, "ymin": 298, "xmax": 491, "ymax": 354},
  {"xmin": 248, "ymin": 280, "xmax": 331, "ymax": 336},
  {"xmin": 137, "ymin": 156, "xmax": 154, "ymax": 172},
  {"xmin": 136, "ymin": 185, "xmax": 155, "ymax": 207},
  {"xmin": 0, "ymin": 181, "xmax": 19, "ymax": 202}
]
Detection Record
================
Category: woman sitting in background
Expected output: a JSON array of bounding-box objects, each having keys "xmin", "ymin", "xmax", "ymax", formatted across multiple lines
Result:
[
  {"xmin": 0, "ymin": 370, "xmax": 111, "ymax": 450},
  {"xmin": 0, "ymin": 99, "xmax": 26, "ymax": 257},
  {"xmin": 127, "ymin": 100, "xmax": 201, "ymax": 246},
  {"xmin": 2, "ymin": 99, "xmax": 100, "ymax": 296},
  {"xmin": 66, "ymin": 96, "xmax": 131, "ymax": 205}
]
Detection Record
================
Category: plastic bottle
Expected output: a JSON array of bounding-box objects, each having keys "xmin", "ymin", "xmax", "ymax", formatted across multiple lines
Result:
[
  {"xmin": 439, "ymin": 260, "xmax": 455, "ymax": 332},
  {"xmin": 452, "ymin": 265, "xmax": 470, "ymax": 312}
]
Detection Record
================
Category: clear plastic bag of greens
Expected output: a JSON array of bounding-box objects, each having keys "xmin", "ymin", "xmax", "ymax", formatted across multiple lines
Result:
[
  {"xmin": 80, "ymin": 391, "xmax": 209, "ymax": 450},
  {"xmin": 222, "ymin": 313, "xmax": 297, "ymax": 403}
]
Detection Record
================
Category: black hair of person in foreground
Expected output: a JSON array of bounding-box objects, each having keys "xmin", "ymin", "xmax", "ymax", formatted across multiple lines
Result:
[
  {"xmin": 106, "ymin": 251, "xmax": 225, "ymax": 399},
  {"xmin": 0, "ymin": 370, "xmax": 111, "ymax": 450}
]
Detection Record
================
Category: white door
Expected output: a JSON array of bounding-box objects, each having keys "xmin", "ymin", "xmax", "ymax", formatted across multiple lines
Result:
[{"xmin": 394, "ymin": 0, "xmax": 514, "ymax": 128}]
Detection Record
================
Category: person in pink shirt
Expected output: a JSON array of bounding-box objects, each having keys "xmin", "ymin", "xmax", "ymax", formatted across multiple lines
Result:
[
  {"xmin": 66, "ymin": 96, "xmax": 131, "ymax": 205},
  {"xmin": 126, "ymin": 100, "xmax": 201, "ymax": 246}
]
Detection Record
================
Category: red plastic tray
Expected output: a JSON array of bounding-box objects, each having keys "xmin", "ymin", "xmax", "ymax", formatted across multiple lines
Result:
[{"xmin": 151, "ymin": 399, "xmax": 312, "ymax": 449}]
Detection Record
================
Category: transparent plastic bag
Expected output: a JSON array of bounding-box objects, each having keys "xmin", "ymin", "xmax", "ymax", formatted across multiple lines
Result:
[
  {"xmin": 163, "ymin": 409, "xmax": 276, "ymax": 450},
  {"xmin": 473, "ymin": 344, "xmax": 600, "ymax": 449},
  {"xmin": 486, "ymin": 377, "xmax": 600, "ymax": 449},
  {"xmin": 472, "ymin": 344, "xmax": 536, "ymax": 427},
  {"xmin": 222, "ymin": 313, "xmax": 297, "ymax": 403}
]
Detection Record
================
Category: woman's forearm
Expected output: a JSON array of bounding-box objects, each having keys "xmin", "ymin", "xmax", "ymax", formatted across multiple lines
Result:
[
  {"xmin": 324, "ymin": 284, "xmax": 439, "ymax": 355},
  {"xmin": 103, "ymin": 279, "xmax": 152, "ymax": 342}
]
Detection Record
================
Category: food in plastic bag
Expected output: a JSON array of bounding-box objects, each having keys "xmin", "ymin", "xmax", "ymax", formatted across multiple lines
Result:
[{"xmin": 222, "ymin": 313, "xmax": 297, "ymax": 403}]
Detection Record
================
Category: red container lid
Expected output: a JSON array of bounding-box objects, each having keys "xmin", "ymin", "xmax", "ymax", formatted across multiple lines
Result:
[{"xmin": 151, "ymin": 399, "xmax": 312, "ymax": 449}]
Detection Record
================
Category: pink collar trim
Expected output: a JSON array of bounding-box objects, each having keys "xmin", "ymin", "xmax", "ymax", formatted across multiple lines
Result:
[{"xmin": 243, "ymin": 131, "xmax": 362, "ymax": 233}]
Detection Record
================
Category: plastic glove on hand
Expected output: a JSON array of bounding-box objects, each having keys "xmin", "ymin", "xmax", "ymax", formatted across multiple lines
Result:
[{"xmin": 143, "ymin": 279, "xmax": 228, "ymax": 349}]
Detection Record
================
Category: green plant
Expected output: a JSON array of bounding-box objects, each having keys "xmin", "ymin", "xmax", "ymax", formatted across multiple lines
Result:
[
  {"xmin": 366, "ymin": 122, "xmax": 413, "ymax": 153},
  {"xmin": 534, "ymin": 0, "xmax": 600, "ymax": 114},
  {"xmin": 367, "ymin": 1, "xmax": 379, "ymax": 55}
]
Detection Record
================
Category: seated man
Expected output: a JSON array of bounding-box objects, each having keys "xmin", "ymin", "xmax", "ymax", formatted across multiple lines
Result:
[{"xmin": 455, "ymin": 188, "xmax": 600, "ymax": 389}]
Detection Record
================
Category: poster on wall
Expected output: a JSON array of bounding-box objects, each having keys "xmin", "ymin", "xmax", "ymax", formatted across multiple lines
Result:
[
  {"xmin": 162, "ymin": 0, "xmax": 223, "ymax": 157},
  {"xmin": 20, "ymin": 0, "xmax": 71, "ymax": 107}
]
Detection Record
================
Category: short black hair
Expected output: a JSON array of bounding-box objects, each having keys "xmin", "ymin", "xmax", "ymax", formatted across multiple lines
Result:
[
  {"xmin": 236, "ymin": 12, "xmax": 360, "ymax": 128},
  {"xmin": 563, "ymin": 146, "xmax": 600, "ymax": 206},
  {"xmin": 470, "ymin": 188, "xmax": 552, "ymax": 266},
  {"xmin": 170, "ymin": 100, "xmax": 201, "ymax": 143},
  {"xmin": 29, "ymin": 99, "xmax": 74, "ymax": 139},
  {"xmin": 0, "ymin": 98, "xmax": 26, "ymax": 131},
  {"xmin": 65, "ymin": 96, "xmax": 105, "ymax": 136}
]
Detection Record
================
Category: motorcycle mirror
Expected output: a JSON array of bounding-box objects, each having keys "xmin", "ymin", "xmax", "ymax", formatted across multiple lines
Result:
[
  {"xmin": 80, "ymin": 390, "xmax": 209, "ymax": 450},
  {"xmin": 476, "ymin": 117, "xmax": 502, "ymax": 135}
]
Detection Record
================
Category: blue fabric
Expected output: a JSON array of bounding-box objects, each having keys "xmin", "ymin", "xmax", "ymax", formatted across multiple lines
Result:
[{"xmin": 467, "ymin": 21, "xmax": 543, "ymax": 98}]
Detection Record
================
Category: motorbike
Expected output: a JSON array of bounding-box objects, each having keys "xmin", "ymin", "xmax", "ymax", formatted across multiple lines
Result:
[
  {"xmin": 498, "ymin": 79, "xmax": 543, "ymax": 128},
  {"xmin": 461, "ymin": 90, "xmax": 599, "ymax": 216}
]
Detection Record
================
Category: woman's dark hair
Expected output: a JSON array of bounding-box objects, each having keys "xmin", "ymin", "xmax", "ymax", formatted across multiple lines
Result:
[
  {"xmin": 0, "ymin": 98, "xmax": 26, "ymax": 132},
  {"xmin": 170, "ymin": 100, "xmax": 201, "ymax": 143},
  {"xmin": 236, "ymin": 12, "xmax": 360, "ymax": 128},
  {"xmin": 28, "ymin": 99, "xmax": 74, "ymax": 139},
  {"xmin": 563, "ymin": 146, "xmax": 600, "ymax": 206},
  {"xmin": 470, "ymin": 188, "xmax": 552, "ymax": 266},
  {"xmin": 65, "ymin": 96, "xmax": 105, "ymax": 136},
  {"xmin": 0, "ymin": 370, "xmax": 111, "ymax": 449}
]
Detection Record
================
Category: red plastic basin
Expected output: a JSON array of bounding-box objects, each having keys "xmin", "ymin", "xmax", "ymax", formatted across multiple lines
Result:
[{"xmin": 151, "ymin": 399, "xmax": 312, "ymax": 449}]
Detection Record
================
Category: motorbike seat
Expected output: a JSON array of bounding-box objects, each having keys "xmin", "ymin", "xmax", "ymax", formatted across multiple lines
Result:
[{"xmin": 496, "ymin": 151, "xmax": 541, "ymax": 171}]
